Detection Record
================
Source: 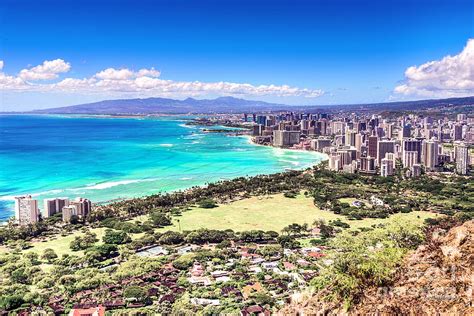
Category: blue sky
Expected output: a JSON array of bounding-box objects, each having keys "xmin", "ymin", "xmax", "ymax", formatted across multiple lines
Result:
[{"xmin": 0, "ymin": 0, "xmax": 473, "ymax": 110}]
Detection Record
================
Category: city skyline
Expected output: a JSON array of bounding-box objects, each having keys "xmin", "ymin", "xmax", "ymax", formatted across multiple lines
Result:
[{"xmin": 1, "ymin": 0, "xmax": 473, "ymax": 110}]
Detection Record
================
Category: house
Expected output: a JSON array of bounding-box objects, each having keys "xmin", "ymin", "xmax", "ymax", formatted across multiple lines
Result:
[
  {"xmin": 241, "ymin": 305, "xmax": 271, "ymax": 316},
  {"xmin": 190, "ymin": 262, "xmax": 204, "ymax": 277},
  {"xmin": 221, "ymin": 286, "xmax": 242, "ymax": 298},
  {"xmin": 215, "ymin": 275, "xmax": 231, "ymax": 283},
  {"xmin": 283, "ymin": 248, "xmax": 295, "ymax": 256},
  {"xmin": 177, "ymin": 245, "xmax": 199, "ymax": 254},
  {"xmin": 159, "ymin": 294, "xmax": 176, "ymax": 304},
  {"xmin": 103, "ymin": 300, "xmax": 125, "ymax": 309},
  {"xmin": 283, "ymin": 261, "xmax": 296, "ymax": 271},
  {"xmin": 188, "ymin": 276, "xmax": 212, "ymax": 286},
  {"xmin": 308, "ymin": 252, "xmax": 326, "ymax": 259},
  {"xmin": 190, "ymin": 298, "xmax": 220, "ymax": 306},
  {"xmin": 296, "ymin": 259, "xmax": 310, "ymax": 267},
  {"xmin": 251, "ymin": 257, "xmax": 265, "ymax": 265},
  {"xmin": 301, "ymin": 247, "xmax": 321, "ymax": 254},
  {"xmin": 211, "ymin": 270, "xmax": 229, "ymax": 278},
  {"xmin": 69, "ymin": 305, "xmax": 105, "ymax": 316},
  {"xmin": 136, "ymin": 245, "xmax": 168, "ymax": 257},
  {"xmin": 248, "ymin": 266, "xmax": 262, "ymax": 274},
  {"xmin": 261, "ymin": 261, "xmax": 278, "ymax": 270}
]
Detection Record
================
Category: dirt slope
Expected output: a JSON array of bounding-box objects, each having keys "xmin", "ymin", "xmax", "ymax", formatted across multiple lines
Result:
[{"xmin": 281, "ymin": 220, "xmax": 473, "ymax": 315}]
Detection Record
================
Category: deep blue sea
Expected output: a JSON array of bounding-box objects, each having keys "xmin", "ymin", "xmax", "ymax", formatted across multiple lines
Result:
[{"xmin": 0, "ymin": 115, "xmax": 326, "ymax": 221}]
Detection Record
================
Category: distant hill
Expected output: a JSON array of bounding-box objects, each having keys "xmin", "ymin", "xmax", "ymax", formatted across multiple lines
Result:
[
  {"xmin": 29, "ymin": 95, "xmax": 474, "ymax": 114},
  {"xmin": 31, "ymin": 97, "xmax": 291, "ymax": 114}
]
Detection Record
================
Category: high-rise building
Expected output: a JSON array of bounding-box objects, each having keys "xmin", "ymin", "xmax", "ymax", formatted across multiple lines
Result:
[
  {"xmin": 381, "ymin": 158, "xmax": 394, "ymax": 177},
  {"xmin": 422, "ymin": 140, "xmax": 439, "ymax": 171},
  {"xmin": 43, "ymin": 197, "xmax": 69, "ymax": 218},
  {"xmin": 403, "ymin": 151, "xmax": 419, "ymax": 168},
  {"xmin": 386, "ymin": 123, "xmax": 394, "ymax": 139},
  {"xmin": 360, "ymin": 156, "xmax": 376, "ymax": 174},
  {"xmin": 457, "ymin": 114, "xmax": 467, "ymax": 122},
  {"xmin": 453, "ymin": 124, "xmax": 463, "ymax": 141},
  {"xmin": 62, "ymin": 206, "xmax": 77, "ymax": 223},
  {"xmin": 69, "ymin": 198, "xmax": 92, "ymax": 218},
  {"xmin": 316, "ymin": 138, "xmax": 332, "ymax": 151},
  {"xmin": 300, "ymin": 120, "xmax": 310, "ymax": 130},
  {"xmin": 402, "ymin": 139, "xmax": 422, "ymax": 163},
  {"xmin": 252, "ymin": 124, "xmax": 264, "ymax": 136},
  {"xmin": 410, "ymin": 164, "xmax": 422, "ymax": 178},
  {"xmin": 401, "ymin": 124, "xmax": 411, "ymax": 139},
  {"xmin": 368, "ymin": 135, "xmax": 378, "ymax": 159},
  {"xmin": 345, "ymin": 130, "xmax": 356, "ymax": 147},
  {"xmin": 328, "ymin": 152, "xmax": 341, "ymax": 171},
  {"xmin": 455, "ymin": 143, "xmax": 469, "ymax": 175},
  {"xmin": 354, "ymin": 133, "xmax": 363, "ymax": 152},
  {"xmin": 377, "ymin": 140, "xmax": 395, "ymax": 165},
  {"xmin": 331, "ymin": 121, "xmax": 345, "ymax": 135},
  {"xmin": 256, "ymin": 115, "xmax": 267, "ymax": 126},
  {"xmin": 14, "ymin": 195, "xmax": 39, "ymax": 226},
  {"xmin": 273, "ymin": 130, "xmax": 300, "ymax": 148}
]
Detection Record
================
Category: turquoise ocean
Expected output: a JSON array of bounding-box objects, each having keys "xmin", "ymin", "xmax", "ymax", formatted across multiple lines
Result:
[{"xmin": 0, "ymin": 115, "xmax": 327, "ymax": 221}]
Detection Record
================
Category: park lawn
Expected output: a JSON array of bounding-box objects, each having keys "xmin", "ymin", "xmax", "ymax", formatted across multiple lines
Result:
[
  {"xmin": 156, "ymin": 193, "xmax": 339, "ymax": 233},
  {"xmin": 157, "ymin": 193, "xmax": 438, "ymax": 233},
  {"xmin": 4, "ymin": 227, "xmax": 145, "ymax": 258},
  {"xmin": 23, "ymin": 227, "xmax": 109, "ymax": 257},
  {"xmin": 2, "ymin": 193, "xmax": 439, "ymax": 260},
  {"xmin": 344, "ymin": 211, "xmax": 439, "ymax": 230}
]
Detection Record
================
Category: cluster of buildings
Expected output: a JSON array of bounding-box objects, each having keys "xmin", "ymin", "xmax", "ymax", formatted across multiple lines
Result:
[
  {"xmin": 249, "ymin": 112, "xmax": 472, "ymax": 177},
  {"xmin": 14, "ymin": 195, "xmax": 92, "ymax": 226},
  {"xmin": 48, "ymin": 238, "xmax": 326, "ymax": 315}
]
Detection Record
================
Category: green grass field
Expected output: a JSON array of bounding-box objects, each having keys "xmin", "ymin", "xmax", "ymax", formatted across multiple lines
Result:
[
  {"xmin": 3, "ymin": 193, "xmax": 439, "ymax": 258},
  {"xmin": 160, "ymin": 193, "xmax": 438, "ymax": 232}
]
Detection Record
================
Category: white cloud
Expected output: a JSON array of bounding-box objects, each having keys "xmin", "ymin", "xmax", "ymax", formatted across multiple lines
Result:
[
  {"xmin": 95, "ymin": 68, "xmax": 134, "ymax": 80},
  {"xmin": 394, "ymin": 39, "xmax": 474, "ymax": 98},
  {"xmin": 137, "ymin": 67, "xmax": 160, "ymax": 78},
  {"xmin": 19, "ymin": 59, "xmax": 71, "ymax": 81},
  {"xmin": 0, "ymin": 61, "xmax": 28, "ymax": 90},
  {"xmin": 0, "ymin": 59, "xmax": 324, "ymax": 99}
]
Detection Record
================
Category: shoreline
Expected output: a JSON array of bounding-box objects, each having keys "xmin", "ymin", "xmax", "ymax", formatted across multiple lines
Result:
[{"xmin": 0, "ymin": 118, "xmax": 327, "ymax": 223}]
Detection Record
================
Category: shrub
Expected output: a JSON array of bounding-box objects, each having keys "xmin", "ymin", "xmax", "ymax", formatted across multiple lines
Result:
[
  {"xmin": 310, "ymin": 218, "xmax": 424, "ymax": 308},
  {"xmin": 197, "ymin": 199, "xmax": 217, "ymax": 209},
  {"xmin": 41, "ymin": 248, "xmax": 57, "ymax": 262}
]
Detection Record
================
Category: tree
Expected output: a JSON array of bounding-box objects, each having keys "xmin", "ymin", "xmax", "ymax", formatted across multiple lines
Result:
[
  {"xmin": 70, "ymin": 232, "xmax": 98, "ymax": 251},
  {"xmin": 277, "ymin": 235, "xmax": 300, "ymax": 249},
  {"xmin": 85, "ymin": 244, "xmax": 118, "ymax": 262},
  {"xmin": 102, "ymin": 229, "xmax": 131, "ymax": 245},
  {"xmin": 216, "ymin": 239, "xmax": 231, "ymax": 249},
  {"xmin": 313, "ymin": 219, "xmax": 336, "ymax": 239},
  {"xmin": 172, "ymin": 254, "xmax": 195, "ymax": 270},
  {"xmin": 0, "ymin": 295, "xmax": 24, "ymax": 310},
  {"xmin": 69, "ymin": 215, "xmax": 80, "ymax": 225},
  {"xmin": 41, "ymin": 248, "xmax": 57, "ymax": 263},
  {"xmin": 124, "ymin": 286, "xmax": 148, "ymax": 301},
  {"xmin": 158, "ymin": 231, "xmax": 184, "ymax": 245},
  {"xmin": 11, "ymin": 267, "xmax": 28, "ymax": 284},
  {"xmin": 150, "ymin": 211, "xmax": 172, "ymax": 227}
]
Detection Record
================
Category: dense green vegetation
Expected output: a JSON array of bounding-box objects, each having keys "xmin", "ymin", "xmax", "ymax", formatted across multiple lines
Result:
[
  {"xmin": 0, "ymin": 164, "xmax": 471, "ymax": 314},
  {"xmin": 311, "ymin": 219, "xmax": 425, "ymax": 308}
]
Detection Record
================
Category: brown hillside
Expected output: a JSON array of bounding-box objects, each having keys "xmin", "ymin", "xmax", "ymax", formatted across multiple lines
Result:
[{"xmin": 281, "ymin": 220, "xmax": 473, "ymax": 315}]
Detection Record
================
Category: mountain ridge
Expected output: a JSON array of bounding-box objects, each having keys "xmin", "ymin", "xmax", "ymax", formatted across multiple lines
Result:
[{"xmin": 15, "ymin": 95, "xmax": 474, "ymax": 114}]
